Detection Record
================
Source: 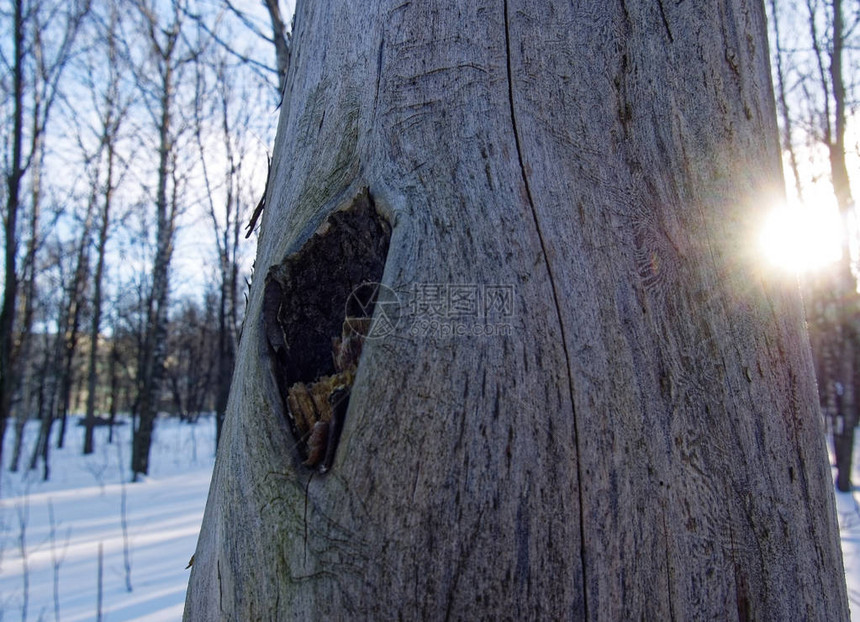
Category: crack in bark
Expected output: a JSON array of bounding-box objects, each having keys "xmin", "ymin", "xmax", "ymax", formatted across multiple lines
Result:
[
  {"xmin": 217, "ymin": 559, "xmax": 224, "ymax": 613},
  {"xmin": 374, "ymin": 34, "xmax": 384, "ymax": 110},
  {"xmin": 502, "ymin": 1, "xmax": 589, "ymax": 617}
]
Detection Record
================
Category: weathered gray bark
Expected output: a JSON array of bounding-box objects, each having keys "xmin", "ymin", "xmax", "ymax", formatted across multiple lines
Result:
[{"xmin": 186, "ymin": 1, "xmax": 848, "ymax": 619}]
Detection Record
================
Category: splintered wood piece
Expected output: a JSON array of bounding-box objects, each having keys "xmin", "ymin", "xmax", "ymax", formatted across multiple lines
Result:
[
  {"xmin": 333, "ymin": 317, "xmax": 369, "ymax": 372},
  {"xmin": 303, "ymin": 421, "xmax": 330, "ymax": 466},
  {"xmin": 287, "ymin": 369, "xmax": 357, "ymax": 443},
  {"xmin": 308, "ymin": 377, "xmax": 335, "ymax": 423},
  {"xmin": 286, "ymin": 382, "xmax": 317, "ymax": 436}
]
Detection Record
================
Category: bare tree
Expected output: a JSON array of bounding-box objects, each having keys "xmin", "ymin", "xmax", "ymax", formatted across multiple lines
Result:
[
  {"xmin": 186, "ymin": 1, "xmax": 848, "ymax": 619},
  {"xmin": 163, "ymin": 296, "xmax": 217, "ymax": 419},
  {"xmin": 182, "ymin": 0, "xmax": 292, "ymax": 103},
  {"xmin": 767, "ymin": 0, "xmax": 805, "ymax": 201},
  {"xmin": 104, "ymin": 293, "xmax": 144, "ymax": 441},
  {"xmin": 26, "ymin": 201, "xmax": 92, "ymax": 477},
  {"xmin": 129, "ymin": 0, "xmax": 197, "ymax": 480},
  {"xmin": 27, "ymin": 275, "xmax": 61, "ymax": 478},
  {"xmin": 795, "ymin": 0, "xmax": 860, "ymax": 492},
  {"xmin": 2, "ymin": 0, "xmax": 91, "ymax": 469},
  {"xmin": 823, "ymin": 0, "xmax": 853, "ymax": 214},
  {"xmin": 261, "ymin": 0, "xmax": 290, "ymax": 93},
  {"xmin": 52, "ymin": 198, "xmax": 93, "ymax": 452},
  {"xmin": 190, "ymin": 47, "xmax": 260, "ymax": 443},
  {"xmin": 1, "ymin": 0, "xmax": 28, "ymax": 471},
  {"xmin": 83, "ymin": 0, "xmax": 131, "ymax": 455}
]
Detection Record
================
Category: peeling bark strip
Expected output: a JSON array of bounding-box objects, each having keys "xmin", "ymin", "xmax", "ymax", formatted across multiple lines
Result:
[
  {"xmin": 245, "ymin": 156, "xmax": 271, "ymax": 239},
  {"xmin": 262, "ymin": 189, "xmax": 391, "ymax": 469}
]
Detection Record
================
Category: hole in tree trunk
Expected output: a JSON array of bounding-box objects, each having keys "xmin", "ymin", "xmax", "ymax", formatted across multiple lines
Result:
[{"xmin": 262, "ymin": 188, "xmax": 391, "ymax": 471}]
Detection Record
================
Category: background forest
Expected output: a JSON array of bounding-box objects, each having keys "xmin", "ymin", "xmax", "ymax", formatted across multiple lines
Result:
[
  {"xmin": 1, "ymin": 0, "xmax": 293, "ymax": 481},
  {"xmin": 0, "ymin": 0, "xmax": 857, "ymax": 547}
]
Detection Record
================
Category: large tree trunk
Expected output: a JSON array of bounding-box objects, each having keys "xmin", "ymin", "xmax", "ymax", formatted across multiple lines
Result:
[{"xmin": 186, "ymin": 1, "xmax": 848, "ymax": 619}]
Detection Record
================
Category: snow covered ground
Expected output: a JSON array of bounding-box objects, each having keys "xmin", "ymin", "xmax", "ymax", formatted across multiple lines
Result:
[
  {"xmin": 835, "ymin": 452, "xmax": 860, "ymax": 619},
  {"xmin": 837, "ymin": 489, "xmax": 860, "ymax": 617},
  {"xmin": 1, "ymin": 415, "xmax": 859, "ymax": 620},
  {"xmin": 0, "ymin": 416, "xmax": 215, "ymax": 621}
]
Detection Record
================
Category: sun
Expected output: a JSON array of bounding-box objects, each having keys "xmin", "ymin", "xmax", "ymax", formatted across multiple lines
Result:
[{"xmin": 760, "ymin": 189, "xmax": 844, "ymax": 273}]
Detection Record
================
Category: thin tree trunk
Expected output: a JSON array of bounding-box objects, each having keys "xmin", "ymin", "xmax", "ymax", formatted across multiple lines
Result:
[
  {"xmin": 11, "ymin": 55, "xmax": 46, "ymax": 473},
  {"xmin": 192, "ymin": 59, "xmax": 238, "ymax": 446},
  {"xmin": 84, "ymin": 144, "xmax": 115, "ymax": 454},
  {"xmin": 107, "ymin": 335, "xmax": 119, "ymax": 444},
  {"xmin": 84, "ymin": 1, "xmax": 122, "ymax": 456},
  {"xmin": 58, "ymin": 307, "xmax": 88, "ymax": 453},
  {"xmin": 1, "ymin": 0, "xmax": 26, "ymax": 470},
  {"xmin": 131, "ymin": 9, "xmax": 180, "ymax": 478},
  {"xmin": 263, "ymin": 0, "xmax": 290, "ymax": 94},
  {"xmin": 55, "ymin": 396, "xmax": 69, "ymax": 449},
  {"xmin": 8, "ymin": 394, "xmax": 29, "ymax": 473},
  {"xmin": 39, "ymin": 406, "xmax": 55, "ymax": 481},
  {"xmin": 828, "ymin": 0, "xmax": 851, "ymax": 213},
  {"xmin": 186, "ymin": 2, "xmax": 849, "ymax": 619},
  {"xmin": 768, "ymin": 0, "xmax": 804, "ymax": 200},
  {"xmin": 28, "ymin": 331, "xmax": 55, "ymax": 475}
]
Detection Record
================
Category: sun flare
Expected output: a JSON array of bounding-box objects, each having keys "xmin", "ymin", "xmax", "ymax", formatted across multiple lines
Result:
[{"xmin": 760, "ymin": 191, "xmax": 844, "ymax": 273}]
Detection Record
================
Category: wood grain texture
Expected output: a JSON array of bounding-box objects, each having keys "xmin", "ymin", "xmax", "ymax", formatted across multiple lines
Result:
[{"xmin": 185, "ymin": 1, "xmax": 848, "ymax": 619}]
